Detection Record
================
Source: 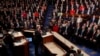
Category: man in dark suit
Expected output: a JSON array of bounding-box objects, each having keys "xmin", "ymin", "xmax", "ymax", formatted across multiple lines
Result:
[
  {"xmin": 86, "ymin": 27, "xmax": 93, "ymax": 40},
  {"xmin": 74, "ymin": 24, "xmax": 81, "ymax": 43},
  {"xmin": 89, "ymin": 15, "xmax": 98, "ymax": 23},
  {"xmin": 92, "ymin": 29, "xmax": 100, "ymax": 49},
  {"xmin": 85, "ymin": 27, "xmax": 93, "ymax": 47},
  {"xmin": 64, "ymin": 21, "xmax": 72, "ymax": 40},
  {"xmin": 78, "ymin": 24, "xmax": 87, "ymax": 44},
  {"xmin": 34, "ymin": 29, "xmax": 43, "ymax": 56}
]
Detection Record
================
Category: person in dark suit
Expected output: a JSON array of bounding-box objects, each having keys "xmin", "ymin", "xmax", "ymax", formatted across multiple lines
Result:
[
  {"xmin": 34, "ymin": 29, "xmax": 43, "ymax": 56},
  {"xmin": 92, "ymin": 29, "xmax": 100, "ymax": 49},
  {"xmin": 89, "ymin": 15, "xmax": 98, "ymax": 23},
  {"xmin": 64, "ymin": 21, "xmax": 72, "ymax": 39},
  {"xmin": 85, "ymin": 27, "xmax": 93, "ymax": 47},
  {"xmin": 74, "ymin": 24, "xmax": 81, "ymax": 43},
  {"xmin": 78, "ymin": 24, "xmax": 87, "ymax": 44},
  {"xmin": 79, "ymin": 24, "xmax": 87, "ymax": 38}
]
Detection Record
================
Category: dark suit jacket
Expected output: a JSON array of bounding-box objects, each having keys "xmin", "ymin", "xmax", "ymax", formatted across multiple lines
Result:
[
  {"xmin": 60, "ymin": 26, "xmax": 66, "ymax": 35},
  {"xmin": 89, "ymin": 18, "xmax": 98, "ymax": 23},
  {"xmin": 34, "ymin": 30, "xmax": 42, "ymax": 44},
  {"xmin": 74, "ymin": 27, "xmax": 81, "ymax": 36},
  {"xmin": 79, "ymin": 28, "xmax": 87, "ymax": 38},
  {"xmin": 93, "ymin": 33, "xmax": 100, "ymax": 43},
  {"xmin": 86, "ymin": 30, "xmax": 93, "ymax": 39}
]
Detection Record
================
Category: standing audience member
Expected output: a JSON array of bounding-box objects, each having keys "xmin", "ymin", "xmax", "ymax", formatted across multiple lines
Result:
[
  {"xmin": 52, "ymin": 23, "xmax": 59, "ymax": 32},
  {"xmin": 76, "ymin": 15, "xmax": 83, "ymax": 25}
]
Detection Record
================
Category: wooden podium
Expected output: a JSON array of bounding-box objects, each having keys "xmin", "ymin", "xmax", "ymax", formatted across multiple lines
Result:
[
  {"xmin": 12, "ymin": 32, "xmax": 29, "ymax": 56},
  {"xmin": 42, "ymin": 32, "xmax": 89, "ymax": 56},
  {"xmin": 42, "ymin": 32, "xmax": 67, "ymax": 56}
]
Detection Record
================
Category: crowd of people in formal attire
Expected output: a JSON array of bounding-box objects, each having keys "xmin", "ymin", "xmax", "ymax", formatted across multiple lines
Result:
[
  {"xmin": 0, "ymin": 0, "xmax": 47, "ymax": 31},
  {"xmin": 52, "ymin": 0, "xmax": 100, "ymax": 17},
  {"xmin": 0, "ymin": 0, "xmax": 100, "ymax": 56},
  {"xmin": 47, "ymin": 0, "xmax": 100, "ymax": 50}
]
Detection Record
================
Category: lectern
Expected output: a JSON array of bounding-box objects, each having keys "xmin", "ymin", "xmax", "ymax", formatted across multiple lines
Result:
[
  {"xmin": 42, "ymin": 32, "xmax": 67, "ymax": 56},
  {"xmin": 12, "ymin": 32, "xmax": 29, "ymax": 56}
]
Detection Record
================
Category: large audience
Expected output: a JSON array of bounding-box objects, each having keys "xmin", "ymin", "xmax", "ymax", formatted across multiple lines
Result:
[
  {"xmin": 48, "ymin": 0, "xmax": 100, "ymax": 49},
  {"xmin": 0, "ymin": 0, "xmax": 47, "ymax": 30},
  {"xmin": 0, "ymin": 0, "xmax": 100, "ymax": 56}
]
